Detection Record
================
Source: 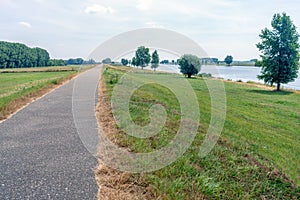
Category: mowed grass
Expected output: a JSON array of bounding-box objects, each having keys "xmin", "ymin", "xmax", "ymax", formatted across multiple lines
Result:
[
  {"xmin": 0, "ymin": 66, "xmax": 92, "ymax": 120},
  {"xmin": 102, "ymin": 66, "xmax": 300, "ymax": 199}
]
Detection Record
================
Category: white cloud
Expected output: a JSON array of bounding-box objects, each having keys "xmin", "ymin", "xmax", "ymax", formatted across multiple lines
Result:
[
  {"xmin": 84, "ymin": 4, "xmax": 115, "ymax": 15},
  {"xmin": 136, "ymin": 0, "xmax": 153, "ymax": 11},
  {"xmin": 145, "ymin": 21, "xmax": 163, "ymax": 28},
  {"xmin": 1, "ymin": 0, "xmax": 299, "ymax": 60},
  {"xmin": 19, "ymin": 21, "xmax": 32, "ymax": 28},
  {"xmin": 209, "ymin": 0, "xmax": 238, "ymax": 7},
  {"xmin": 34, "ymin": 0, "xmax": 46, "ymax": 3},
  {"xmin": 0, "ymin": 0, "xmax": 15, "ymax": 7}
]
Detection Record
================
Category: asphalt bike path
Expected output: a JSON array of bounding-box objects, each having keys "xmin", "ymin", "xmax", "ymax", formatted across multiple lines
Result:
[{"xmin": 0, "ymin": 65, "xmax": 103, "ymax": 199}]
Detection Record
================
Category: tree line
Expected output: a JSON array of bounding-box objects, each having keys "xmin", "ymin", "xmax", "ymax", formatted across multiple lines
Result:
[
  {"xmin": 0, "ymin": 41, "xmax": 50, "ymax": 68},
  {"xmin": 48, "ymin": 58, "xmax": 96, "ymax": 67},
  {"xmin": 119, "ymin": 46, "xmax": 160, "ymax": 71},
  {"xmin": 0, "ymin": 41, "xmax": 96, "ymax": 69}
]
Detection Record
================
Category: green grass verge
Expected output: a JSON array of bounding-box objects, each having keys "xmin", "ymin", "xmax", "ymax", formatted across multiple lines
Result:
[
  {"xmin": 102, "ymin": 67, "xmax": 300, "ymax": 199},
  {"xmin": 0, "ymin": 66, "xmax": 89, "ymax": 119}
]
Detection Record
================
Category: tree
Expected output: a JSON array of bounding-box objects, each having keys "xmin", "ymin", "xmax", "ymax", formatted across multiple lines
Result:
[
  {"xmin": 178, "ymin": 54, "xmax": 201, "ymax": 78},
  {"xmin": 160, "ymin": 60, "xmax": 169, "ymax": 64},
  {"xmin": 34, "ymin": 47, "xmax": 50, "ymax": 67},
  {"xmin": 121, "ymin": 58, "xmax": 129, "ymax": 66},
  {"xmin": 257, "ymin": 13, "xmax": 299, "ymax": 91},
  {"xmin": 66, "ymin": 58, "xmax": 84, "ymax": 65},
  {"xmin": 224, "ymin": 55, "xmax": 233, "ymax": 66},
  {"xmin": 102, "ymin": 58, "xmax": 112, "ymax": 64},
  {"xmin": 135, "ymin": 46, "xmax": 151, "ymax": 69},
  {"xmin": 151, "ymin": 50, "xmax": 160, "ymax": 71},
  {"xmin": 83, "ymin": 59, "xmax": 97, "ymax": 65},
  {"xmin": 255, "ymin": 60, "xmax": 262, "ymax": 67},
  {"xmin": 211, "ymin": 58, "xmax": 219, "ymax": 64},
  {"xmin": 132, "ymin": 57, "xmax": 137, "ymax": 67},
  {"xmin": 48, "ymin": 59, "xmax": 65, "ymax": 66}
]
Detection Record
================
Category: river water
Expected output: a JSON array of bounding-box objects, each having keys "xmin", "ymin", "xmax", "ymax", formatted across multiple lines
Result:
[{"xmin": 157, "ymin": 64, "xmax": 300, "ymax": 90}]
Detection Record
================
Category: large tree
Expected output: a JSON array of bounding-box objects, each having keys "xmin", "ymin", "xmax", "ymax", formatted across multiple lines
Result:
[
  {"xmin": 257, "ymin": 13, "xmax": 300, "ymax": 91},
  {"xmin": 178, "ymin": 54, "xmax": 201, "ymax": 78},
  {"xmin": 151, "ymin": 50, "xmax": 160, "ymax": 71},
  {"xmin": 135, "ymin": 46, "xmax": 151, "ymax": 69},
  {"xmin": 224, "ymin": 55, "xmax": 233, "ymax": 66}
]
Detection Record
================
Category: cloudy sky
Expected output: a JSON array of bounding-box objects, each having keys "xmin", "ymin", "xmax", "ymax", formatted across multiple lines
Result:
[{"xmin": 1, "ymin": 0, "xmax": 299, "ymax": 60}]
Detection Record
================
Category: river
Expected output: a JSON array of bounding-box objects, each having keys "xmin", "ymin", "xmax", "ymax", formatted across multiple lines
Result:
[{"xmin": 157, "ymin": 64, "xmax": 300, "ymax": 90}]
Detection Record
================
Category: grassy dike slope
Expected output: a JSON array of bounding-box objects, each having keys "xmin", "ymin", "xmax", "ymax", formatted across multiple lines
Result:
[{"xmin": 97, "ymin": 66, "xmax": 300, "ymax": 199}]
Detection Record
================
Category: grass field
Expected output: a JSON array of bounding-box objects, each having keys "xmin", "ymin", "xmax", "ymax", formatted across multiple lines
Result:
[
  {"xmin": 0, "ymin": 66, "xmax": 93, "ymax": 120},
  {"xmin": 0, "ymin": 66, "xmax": 84, "ymax": 73},
  {"xmin": 98, "ymin": 66, "xmax": 300, "ymax": 199}
]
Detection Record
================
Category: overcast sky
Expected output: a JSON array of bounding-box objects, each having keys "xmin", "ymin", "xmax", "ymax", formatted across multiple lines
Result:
[{"xmin": 1, "ymin": 0, "xmax": 299, "ymax": 60}]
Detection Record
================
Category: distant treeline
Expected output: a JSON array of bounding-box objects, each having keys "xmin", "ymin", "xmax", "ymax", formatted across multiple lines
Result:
[
  {"xmin": 0, "ymin": 41, "xmax": 50, "ymax": 68},
  {"xmin": 0, "ymin": 41, "xmax": 96, "ymax": 69},
  {"xmin": 49, "ymin": 58, "xmax": 97, "ymax": 67}
]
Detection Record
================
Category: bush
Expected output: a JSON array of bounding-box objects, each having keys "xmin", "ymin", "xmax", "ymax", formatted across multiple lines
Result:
[
  {"xmin": 51, "ymin": 80, "xmax": 59, "ymax": 85},
  {"xmin": 198, "ymin": 73, "xmax": 212, "ymax": 78}
]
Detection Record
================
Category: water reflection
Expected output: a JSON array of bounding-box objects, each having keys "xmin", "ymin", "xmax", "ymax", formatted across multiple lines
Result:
[{"xmin": 156, "ymin": 64, "xmax": 300, "ymax": 90}]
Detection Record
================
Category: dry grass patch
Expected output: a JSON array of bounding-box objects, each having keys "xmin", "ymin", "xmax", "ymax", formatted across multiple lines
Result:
[{"xmin": 95, "ymin": 76, "xmax": 155, "ymax": 200}]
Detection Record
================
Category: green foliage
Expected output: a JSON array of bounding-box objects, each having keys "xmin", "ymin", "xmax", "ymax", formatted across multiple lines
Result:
[
  {"xmin": 160, "ymin": 60, "xmax": 169, "ymax": 64},
  {"xmin": 48, "ymin": 59, "xmax": 65, "ymax": 66},
  {"xmin": 255, "ymin": 60, "xmax": 263, "ymax": 67},
  {"xmin": 0, "ymin": 41, "xmax": 50, "ymax": 68},
  {"xmin": 51, "ymin": 79, "xmax": 59, "ymax": 85},
  {"xmin": 178, "ymin": 54, "xmax": 201, "ymax": 78},
  {"xmin": 82, "ymin": 59, "xmax": 97, "ymax": 65},
  {"xmin": 224, "ymin": 55, "xmax": 233, "ymax": 66},
  {"xmin": 109, "ymin": 73, "xmax": 119, "ymax": 84},
  {"xmin": 131, "ymin": 57, "xmax": 137, "ymax": 67},
  {"xmin": 135, "ymin": 46, "xmax": 151, "ymax": 69},
  {"xmin": 66, "ymin": 58, "xmax": 84, "ymax": 65},
  {"xmin": 121, "ymin": 58, "xmax": 129, "ymax": 66},
  {"xmin": 198, "ymin": 73, "xmax": 212, "ymax": 78},
  {"xmin": 257, "ymin": 13, "xmax": 300, "ymax": 91},
  {"xmin": 151, "ymin": 50, "xmax": 160, "ymax": 71},
  {"xmin": 102, "ymin": 58, "xmax": 112, "ymax": 64}
]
